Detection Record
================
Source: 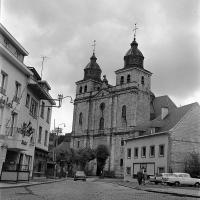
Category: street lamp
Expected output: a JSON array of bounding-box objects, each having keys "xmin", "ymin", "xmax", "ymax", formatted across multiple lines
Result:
[{"xmin": 53, "ymin": 123, "xmax": 66, "ymax": 178}]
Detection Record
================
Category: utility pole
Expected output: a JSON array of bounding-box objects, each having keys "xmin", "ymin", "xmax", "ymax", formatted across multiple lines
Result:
[{"xmin": 40, "ymin": 56, "xmax": 48, "ymax": 79}]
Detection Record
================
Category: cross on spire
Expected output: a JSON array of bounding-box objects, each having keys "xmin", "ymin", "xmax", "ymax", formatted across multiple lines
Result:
[
  {"xmin": 133, "ymin": 23, "xmax": 138, "ymax": 41},
  {"xmin": 92, "ymin": 40, "xmax": 96, "ymax": 54}
]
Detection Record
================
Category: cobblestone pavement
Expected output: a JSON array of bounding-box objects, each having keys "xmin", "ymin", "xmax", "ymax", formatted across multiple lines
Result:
[{"xmin": 0, "ymin": 179, "xmax": 198, "ymax": 200}]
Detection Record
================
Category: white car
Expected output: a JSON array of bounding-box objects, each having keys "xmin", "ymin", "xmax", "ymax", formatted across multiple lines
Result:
[
  {"xmin": 149, "ymin": 173, "xmax": 174, "ymax": 184},
  {"xmin": 165, "ymin": 173, "xmax": 200, "ymax": 187}
]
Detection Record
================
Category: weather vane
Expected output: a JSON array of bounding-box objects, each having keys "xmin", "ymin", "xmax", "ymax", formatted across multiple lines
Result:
[
  {"xmin": 133, "ymin": 23, "xmax": 138, "ymax": 40},
  {"xmin": 92, "ymin": 40, "xmax": 96, "ymax": 54}
]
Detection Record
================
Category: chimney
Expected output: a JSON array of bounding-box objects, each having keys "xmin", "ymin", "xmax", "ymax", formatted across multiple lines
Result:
[{"xmin": 161, "ymin": 107, "xmax": 168, "ymax": 120}]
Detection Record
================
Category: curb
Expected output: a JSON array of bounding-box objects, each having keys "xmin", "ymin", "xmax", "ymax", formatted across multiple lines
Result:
[
  {"xmin": 0, "ymin": 178, "xmax": 67, "ymax": 189},
  {"xmin": 115, "ymin": 182, "xmax": 200, "ymax": 199}
]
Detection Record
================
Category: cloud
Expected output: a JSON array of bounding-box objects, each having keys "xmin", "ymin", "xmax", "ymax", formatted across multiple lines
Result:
[{"xmin": 2, "ymin": 0, "xmax": 200, "ymax": 132}]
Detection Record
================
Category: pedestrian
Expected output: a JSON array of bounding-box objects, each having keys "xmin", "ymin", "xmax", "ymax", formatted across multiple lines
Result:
[
  {"xmin": 137, "ymin": 169, "xmax": 143, "ymax": 185},
  {"xmin": 143, "ymin": 171, "xmax": 148, "ymax": 185}
]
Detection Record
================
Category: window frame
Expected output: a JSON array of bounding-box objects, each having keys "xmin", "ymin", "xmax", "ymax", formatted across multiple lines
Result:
[
  {"xmin": 149, "ymin": 145, "xmax": 155, "ymax": 158},
  {"xmin": 127, "ymin": 148, "xmax": 131, "ymax": 159},
  {"xmin": 38, "ymin": 126, "xmax": 42, "ymax": 144},
  {"xmin": 120, "ymin": 76, "xmax": 124, "ymax": 85},
  {"xmin": 127, "ymin": 74, "xmax": 131, "ymax": 83},
  {"xmin": 159, "ymin": 144, "xmax": 165, "ymax": 157},
  {"xmin": 141, "ymin": 146, "xmax": 146, "ymax": 158},
  {"xmin": 134, "ymin": 147, "xmax": 138, "ymax": 158}
]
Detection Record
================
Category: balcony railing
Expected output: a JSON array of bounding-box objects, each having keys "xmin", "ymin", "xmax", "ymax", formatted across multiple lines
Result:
[{"xmin": 0, "ymin": 87, "xmax": 6, "ymax": 95}]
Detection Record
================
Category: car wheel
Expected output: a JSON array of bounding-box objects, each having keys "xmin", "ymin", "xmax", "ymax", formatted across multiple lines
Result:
[
  {"xmin": 194, "ymin": 182, "xmax": 200, "ymax": 187},
  {"xmin": 174, "ymin": 182, "xmax": 180, "ymax": 187}
]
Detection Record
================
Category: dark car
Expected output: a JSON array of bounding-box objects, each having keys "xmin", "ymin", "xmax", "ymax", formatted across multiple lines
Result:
[{"xmin": 74, "ymin": 171, "xmax": 86, "ymax": 181}]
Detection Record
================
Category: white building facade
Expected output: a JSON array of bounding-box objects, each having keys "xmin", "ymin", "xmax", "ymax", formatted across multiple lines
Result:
[{"xmin": 0, "ymin": 24, "xmax": 54, "ymax": 180}]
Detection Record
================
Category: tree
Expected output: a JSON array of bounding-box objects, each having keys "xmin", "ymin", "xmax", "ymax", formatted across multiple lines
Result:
[
  {"xmin": 95, "ymin": 144, "xmax": 110, "ymax": 176},
  {"xmin": 184, "ymin": 151, "xmax": 200, "ymax": 178},
  {"xmin": 77, "ymin": 148, "xmax": 96, "ymax": 170}
]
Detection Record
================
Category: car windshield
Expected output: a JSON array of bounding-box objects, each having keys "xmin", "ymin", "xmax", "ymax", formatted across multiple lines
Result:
[{"xmin": 76, "ymin": 171, "xmax": 85, "ymax": 176}]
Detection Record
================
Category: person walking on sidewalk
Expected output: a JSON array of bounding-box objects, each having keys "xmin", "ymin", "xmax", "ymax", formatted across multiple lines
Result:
[{"xmin": 137, "ymin": 169, "xmax": 144, "ymax": 185}]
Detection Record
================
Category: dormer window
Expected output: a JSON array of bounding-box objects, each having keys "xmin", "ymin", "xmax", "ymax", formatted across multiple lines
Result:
[
  {"xmin": 120, "ymin": 76, "xmax": 124, "ymax": 85},
  {"xmin": 79, "ymin": 86, "xmax": 82, "ymax": 94},
  {"xmin": 127, "ymin": 74, "xmax": 131, "ymax": 83},
  {"xmin": 84, "ymin": 85, "xmax": 87, "ymax": 92},
  {"xmin": 141, "ymin": 76, "xmax": 144, "ymax": 85}
]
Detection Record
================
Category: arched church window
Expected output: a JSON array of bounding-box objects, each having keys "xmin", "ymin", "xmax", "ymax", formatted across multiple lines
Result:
[
  {"xmin": 100, "ymin": 102, "xmax": 105, "ymax": 111},
  {"xmin": 141, "ymin": 76, "xmax": 144, "ymax": 85},
  {"xmin": 79, "ymin": 112, "xmax": 83, "ymax": 125},
  {"xmin": 84, "ymin": 85, "xmax": 87, "ymax": 92},
  {"xmin": 79, "ymin": 86, "xmax": 82, "ymax": 94},
  {"xmin": 120, "ymin": 76, "xmax": 124, "ymax": 85},
  {"xmin": 127, "ymin": 74, "xmax": 130, "ymax": 83},
  {"xmin": 99, "ymin": 117, "xmax": 104, "ymax": 130},
  {"xmin": 122, "ymin": 105, "xmax": 126, "ymax": 120}
]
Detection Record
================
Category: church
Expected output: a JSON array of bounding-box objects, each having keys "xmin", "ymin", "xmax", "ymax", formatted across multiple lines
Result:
[
  {"xmin": 70, "ymin": 31, "xmax": 188, "ymax": 177},
  {"xmin": 70, "ymin": 29, "xmax": 157, "ymax": 177}
]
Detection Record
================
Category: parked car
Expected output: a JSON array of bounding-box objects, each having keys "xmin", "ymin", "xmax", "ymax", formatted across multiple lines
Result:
[
  {"xmin": 165, "ymin": 173, "xmax": 200, "ymax": 187},
  {"xmin": 74, "ymin": 171, "xmax": 86, "ymax": 181},
  {"xmin": 149, "ymin": 173, "xmax": 173, "ymax": 184}
]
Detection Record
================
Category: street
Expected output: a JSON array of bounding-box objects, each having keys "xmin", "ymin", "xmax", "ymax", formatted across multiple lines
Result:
[{"xmin": 0, "ymin": 179, "xmax": 198, "ymax": 200}]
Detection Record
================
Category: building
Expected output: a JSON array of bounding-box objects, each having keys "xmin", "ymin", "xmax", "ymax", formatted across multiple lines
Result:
[
  {"xmin": 71, "ymin": 34, "xmax": 157, "ymax": 176},
  {"xmin": 0, "ymin": 23, "xmax": 55, "ymax": 180},
  {"xmin": 124, "ymin": 101, "xmax": 200, "ymax": 181}
]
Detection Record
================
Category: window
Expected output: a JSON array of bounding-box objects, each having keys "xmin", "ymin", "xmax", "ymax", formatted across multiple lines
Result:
[
  {"xmin": 126, "ymin": 167, "xmax": 131, "ymax": 175},
  {"xmin": 4, "ymin": 38, "xmax": 9, "ymax": 47},
  {"xmin": 0, "ymin": 71, "xmax": 8, "ymax": 95},
  {"xmin": 25, "ymin": 94, "xmax": 30, "ymax": 108},
  {"xmin": 134, "ymin": 147, "xmax": 138, "ymax": 158},
  {"xmin": 77, "ymin": 140, "xmax": 80, "ymax": 148},
  {"xmin": 13, "ymin": 81, "xmax": 21, "ymax": 103},
  {"xmin": 159, "ymin": 144, "xmax": 165, "ymax": 157},
  {"xmin": 100, "ymin": 102, "xmax": 105, "ymax": 112},
  {"xmin": 99, "ymin": 117, "xmax": 104, "ymax": 130},
  {"xmin": 44, "ymin": 130, "xmax": 48, "ymax": 146},
  {"xmin": 141, "ymin": 146, "xmax": 146, "ymax": 157},
  {"xmin": 79, "ymin": 86, "xmax": 82, "ymax": 94},
  {"xmin": 9, "ymin": 112, "xmax": 17, "ymax": 136},
  {"xmin": 38, "ymin": 126, "xmax": 42, "ymax": 143},
  {"xmin": 46, "ymin": 108, "xmax": 51, "ymax": 123},
  {"xmin": 84, "ymin": 85, "xmax": 87, "ymax": 92},
  {"xmin": 30, "ymin": 98, "xmax": 38, "ymax": 118},
  {"xmin": 141, "ymin": 76, "xmax": 144, "ymax": 85},
  {"xmin": 120, "ymin": 76, "xmax": 124, "ymax": 84},
  {"xmin": 127, "ymin": 74, "xmax": 131, "ymax": 83},
  {"xmin": 122, "ymin": 105, "xmax": 126, "ymax": 121},
  {"xmin": 121, "ymin": 139, "xmax": 124, "ymax": 146},
  {"xmin": 79, "ymin": 112, "xmax": 83, "ymax": 125},
  {"xmin": 120, "ymin": 159, "xmax": 123, "ymax": 167},
  {"xmin": 127, "ymin": 148, "xmax": 131, "ymax": 159},
  {"xmin": 158, "ymin": 167, "xmax": 165, "ymax": 174},
  {"xmin": 40, "ymin": 101, "xmax": 45, "ymax": 118},
  {"xmin": 150, "ymin": 145, "xmax": 155, "ymax": 157}
]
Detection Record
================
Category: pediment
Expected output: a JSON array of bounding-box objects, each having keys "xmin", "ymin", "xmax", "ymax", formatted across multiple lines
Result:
[{"xmin": 94, "ymin": 88, "xmax": 110, "ymax": 98}]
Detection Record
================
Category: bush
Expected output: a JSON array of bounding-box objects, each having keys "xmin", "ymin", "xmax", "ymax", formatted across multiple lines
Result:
[{"xmin": 103, "ymin": 170, "xmax": 115, "ymax": 178}]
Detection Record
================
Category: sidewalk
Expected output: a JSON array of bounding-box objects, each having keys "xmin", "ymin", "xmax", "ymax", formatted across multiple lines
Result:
[
  {"xmin": 96, "ymin": 178, "xmax": 200, "ymax": 198},
  {"xmin": 0, "ymin": 177, "xmax": 67, "ymax": 189}
]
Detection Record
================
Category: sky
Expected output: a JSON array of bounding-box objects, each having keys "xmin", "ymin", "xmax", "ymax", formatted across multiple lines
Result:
[{"xmin": 1, "ymin": 0, "xmax": 200, "ymax": 133}]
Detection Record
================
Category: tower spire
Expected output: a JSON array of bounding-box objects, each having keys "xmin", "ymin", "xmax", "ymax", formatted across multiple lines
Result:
[
  {"xmin": 133, "ymin": 23, "xmax": 138, "ymax": 41},
  {"xmin": 92, "ymin": 40, "xmax": 96, "ymax": 55}
]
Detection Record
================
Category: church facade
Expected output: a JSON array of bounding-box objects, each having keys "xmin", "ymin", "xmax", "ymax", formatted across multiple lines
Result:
[{"xmin": 70, "ymin": 35, "xmax": 157, "ymax": 177}]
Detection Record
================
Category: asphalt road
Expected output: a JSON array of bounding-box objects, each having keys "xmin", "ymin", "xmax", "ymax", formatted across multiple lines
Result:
[{"xmin": 0, "ymin": 179, "xmax": 198, "ymax": 200}]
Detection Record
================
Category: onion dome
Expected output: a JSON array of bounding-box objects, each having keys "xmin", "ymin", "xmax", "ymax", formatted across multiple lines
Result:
[
  {"xmin": 84, "ymin": 53, "xmax": 102, "ymax": 82},
  {"xmin": 124, "ymin": 38, "xmax": 144, "ymax": 69}
]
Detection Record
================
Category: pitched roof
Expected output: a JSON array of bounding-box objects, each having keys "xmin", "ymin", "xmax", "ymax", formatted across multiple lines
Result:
[
  {"xmin": 151, "ymin": 95, "xmax": 177, "ymax": 118},
  {"xmin": 147, "ymin": 102, "xmax": 199, "ymax": 132}
]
